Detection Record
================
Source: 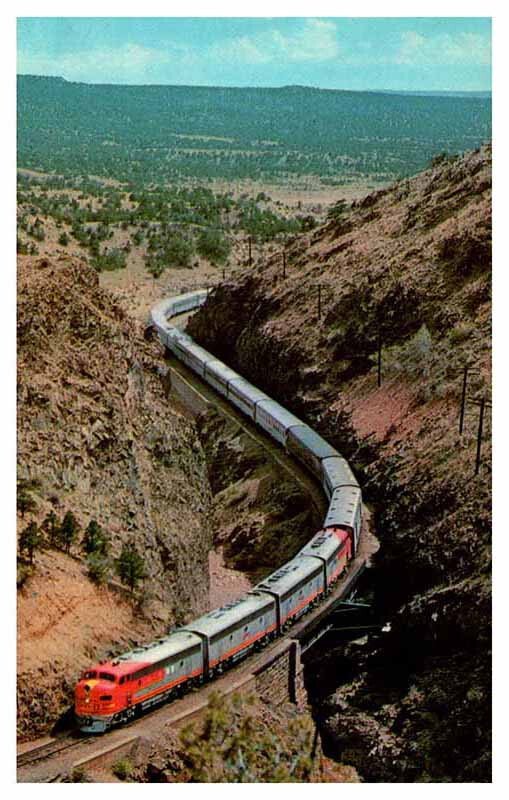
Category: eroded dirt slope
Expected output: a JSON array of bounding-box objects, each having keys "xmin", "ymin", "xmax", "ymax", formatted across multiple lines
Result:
[
  {"xmin": 188, "ymin": 146, "xmax": 492, "ymax": 781},
  {"xmin": 17, "ymin": 254, "xmax": 212, "ymax": 739}
]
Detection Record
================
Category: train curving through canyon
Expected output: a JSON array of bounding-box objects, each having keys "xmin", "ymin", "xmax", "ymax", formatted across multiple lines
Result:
[{"xmin": 74, "ymin": 290, "xmax": 362, "ymax": 733}]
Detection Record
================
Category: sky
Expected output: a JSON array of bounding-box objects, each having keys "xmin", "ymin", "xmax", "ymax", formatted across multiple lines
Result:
[{"xmin": 16, "ymin": 16, "xmax": 492, "ymax": 92}]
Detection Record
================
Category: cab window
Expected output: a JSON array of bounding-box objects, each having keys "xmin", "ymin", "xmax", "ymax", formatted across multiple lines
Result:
[
  {"xmin": 99, "ymin": 672, "xmax": 116, "ymax": 682},
  {"xmin": 83, "ymin": 670, "xmax": 97, "ymax": 680}
]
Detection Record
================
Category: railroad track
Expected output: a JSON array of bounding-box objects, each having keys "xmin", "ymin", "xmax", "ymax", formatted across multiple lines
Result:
[{"xmin": 17, "ymin": 736, "xmax": 91, "ymax": 769}]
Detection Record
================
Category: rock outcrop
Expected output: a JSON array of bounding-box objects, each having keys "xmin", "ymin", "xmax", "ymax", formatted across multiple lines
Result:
[{"xmin": 17, "ymin": 254, "xmax": 212, "ymax": 738}]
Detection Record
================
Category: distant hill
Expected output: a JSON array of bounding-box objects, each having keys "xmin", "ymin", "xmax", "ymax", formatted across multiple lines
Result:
[{"xmin": 17, "ymin": 75, "xmax": 491, "ymax": 186}]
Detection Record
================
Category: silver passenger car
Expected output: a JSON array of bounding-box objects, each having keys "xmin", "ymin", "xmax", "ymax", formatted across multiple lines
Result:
[
  {"xmin": 286, "ymin": 424, "xmax": 338, "ymax": 479},
  {"xmin": 321, "ymin": 455, "xmax": 359, "ymax": 499},
  {"xmin": 171, "ymin": 338, "xmax": 215, "ymax": 377},
  {"xmin": 149, "ymin": 298, "xmax": 175, "ymax": 346},
  {"xmin": 227, "ymin": 377, "xmax": 269, "ymax": 420},
  {"xmin": 168, "ymin": 290, "xmax": 209, "ymax": 317},
  {"xmin": 256, "ymin": 556, "xmax": 325, "ymax": 627},
  {"xmin": 323, "ymin": 486, "xmax": 362, "ymax": 553},
  {"xmin": 255, "ymin": 399, "xmax": 303, "ymax": 446},
  {"xmin": 204, "ymin": 359, "xmax": 240, "ymax": 398},
  {"xmin": 182, "ymin": 591, "xmax": 277, "ymax": 673}
]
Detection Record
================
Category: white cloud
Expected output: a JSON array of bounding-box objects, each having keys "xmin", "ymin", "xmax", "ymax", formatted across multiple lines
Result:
[
  {"xmin": 18, "ymin": 20, "xmax": 341, "ymax": 83},
  {"xmin": 208, "ymin": 19, "xmax": 340, "ymax": 65},
  {"xmin": 396, "ymin": 31, "xmax": 491, "ymax": 67},
  {"xmin": 18, "ymin": 42, "xmax": 182, "ymax": 83}
]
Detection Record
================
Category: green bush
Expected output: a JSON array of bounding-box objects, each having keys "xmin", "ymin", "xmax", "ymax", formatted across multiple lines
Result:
[
  {"xmin": 112, "ymin": 758, "xmax": 133, "ymax": 780},
  {"xmin": 86, "ymin": 553, "xmax": 111, "ymax": 585},
  {"xmin": 197, "ymin": 228, "xmax": 231, "ymax": 265},
  {"xmin": 91, "ymin": 248, "xmax": 127, "ymax": 272}
]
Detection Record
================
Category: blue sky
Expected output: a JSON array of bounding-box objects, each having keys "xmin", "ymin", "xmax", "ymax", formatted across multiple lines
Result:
[{"xmin": 17, "ymin": 17, "xmax": 492, "ymax": 91}]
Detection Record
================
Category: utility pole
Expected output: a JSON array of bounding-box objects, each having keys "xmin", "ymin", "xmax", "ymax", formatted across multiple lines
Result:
[
  {"xmin": 454, "ymin": 364, "xmax": 476, "ymax": 435},
  {"xmin": 377, "ymin": 330, "xmax": 382, "ymax": 388},
  {"xmin": 475, "ymin": 397, "xmax": 486, "ymax": 476},
  {"xmin": 248, "ymin": 236, "xmax": 252, "ymax": 267},
  {"xmin": 459, "ymin": 365, "xmax": 470, "ymax": 434},
  {"xmin": 313, "ymin": 283, "xmax": 333, "ymax": 322},
  {"xmin": 282, "ymin": 249, "xmax": 286, "ymax": 279},
  {"xmin": 467, "ymin": 395, "xmax": 491, "ymax": 476}
]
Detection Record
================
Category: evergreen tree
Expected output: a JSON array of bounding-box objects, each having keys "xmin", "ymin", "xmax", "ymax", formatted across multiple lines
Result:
[
  {"xmin": 17, "ymin": 490, "xmax": 37, "ymax": 518},
  {"xmin": 115, "ymin": 539, "xmax": 146, "ymax": 593},
  {"xmin": 82, "ymin": 519, "xmax": 109, "ymax": 556},
  {"xmin": 19, "ymin": 521, "xmax": 41, "ymax": 564},
  {"xmin": 42, "ymin": 510, "xmax": 60, "ymax": 547},
  {"xmin": 179, "ymin": 691, "xmax": 315, "ymax": 782},
  {"xmin": 60, "ymin": 511, "xmax": 79, "ymax": 554}
]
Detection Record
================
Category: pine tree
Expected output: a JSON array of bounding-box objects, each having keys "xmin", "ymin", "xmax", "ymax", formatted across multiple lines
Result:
[
  {"xmin": 42, "ymin": 510, "xmax": 60, "ymax": 548},
  {"xmin": 60, "ymin": 511, "xmax": 79, "ymax": 554},
  {"xmin": 115, "ymin": 540, "xmax": 146, "ymax": 593},
  {"xmin": 19, "ymin": 521, "xmax": 41, "ymax": 564},
  {"xmin": 17, "ymin": 491, "xmax": 37, "ymax": 518},
  {"xmin": 82, "ymin": 519, "xmax": 109, "ymax": 556}
]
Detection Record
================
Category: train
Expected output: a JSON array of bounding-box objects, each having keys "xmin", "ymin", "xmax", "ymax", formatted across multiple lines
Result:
[{"xmin": 74, "ymin": 290, "xmax": 362, "ymax": 733}]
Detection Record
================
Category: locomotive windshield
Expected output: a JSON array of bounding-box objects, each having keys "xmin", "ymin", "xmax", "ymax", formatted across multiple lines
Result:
[
  {"xmin": 83, "ymin": 670, "xmax": 97, "ymax": 680},
  {"xmin": 99, "ymin": 672, "xmax": 116, "ymax": 682}
]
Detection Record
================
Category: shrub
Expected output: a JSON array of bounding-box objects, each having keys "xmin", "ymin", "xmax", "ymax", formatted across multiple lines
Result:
[
  {"xmin": 17, "ymin": 560, "xmax": 34, "ymax": 588},
  {"xmin": 429, "ymin": 152, "xmax": 459, "ymax": 168},
  {"xmin": 164, "ymin": 232, "xmax": 194, "ymax": 268},
  {"xmin": 86, "ymin": 553, "xmax": 111, "ymax": 585},
  {"xmin": 70, "ymin": 766, "xmax": 93, "ymax": 782},
  {"xmin": 449, "ymin": 321, "xmax": 475, "ymax": 345},
  {"xmin": 112, "ymin": 758, "xmax": 133, "ymax": 780},
  {"xmin": 91, "ymin": 248, "xmax": 127, "ymax": 272},
  {"xmin": 197, "ymin": 228, "xmax": 231, "ymax": 265}
]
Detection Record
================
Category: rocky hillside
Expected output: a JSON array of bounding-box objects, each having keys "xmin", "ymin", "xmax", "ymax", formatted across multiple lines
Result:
[
  {"xmin": 17, "ymin": 254, "xmax": 212, "ymax": 738},
  {"xmin": 198, "ymin": 409, "xmax": 323, "ymax": 583},
  {"xmin": 188, "ymin": 145, "xmax": 492, "ymax": 782}
]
